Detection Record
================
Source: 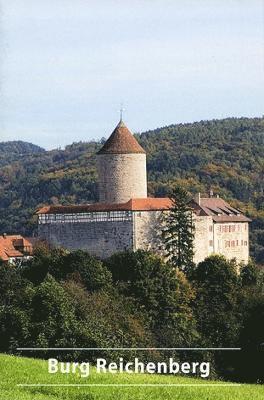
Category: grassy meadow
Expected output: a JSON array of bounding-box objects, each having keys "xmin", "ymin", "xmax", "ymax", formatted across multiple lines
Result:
[{"xmin": 0, "ymin": 354, "xmax": 263, "ymax": 400}]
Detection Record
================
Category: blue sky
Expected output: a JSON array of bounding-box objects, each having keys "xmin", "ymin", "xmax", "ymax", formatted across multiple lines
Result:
[{"xmin": 1, "ymin": 0, "xmax": 264, "ymax": 149}]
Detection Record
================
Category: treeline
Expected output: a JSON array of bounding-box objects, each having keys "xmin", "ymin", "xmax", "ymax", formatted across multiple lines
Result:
[
  {"xmin": 0, "ymin": 117, "xmax": 263, "ymax": 262},
  {"xmin": 0, "ymin": 247, "xmax": 263, "ymax": 383}
]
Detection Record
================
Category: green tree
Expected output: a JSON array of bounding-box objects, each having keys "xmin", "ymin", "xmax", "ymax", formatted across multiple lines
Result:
[
  {"xmin": 105, "ymin": 250, "xmax": 198, "ymax": 347},
  {"xmin": 162, "ymin": 185, "xmax": 195, "ymax": 272},
  {"xmin": 0, "ymin": 264, "xmax": 34, "ymax": 351},
  {"xmin": 190, "ymin": 255, "xmax": 240, "ymax": 347},
  {"xmin": 30, "ymin": 274, "xmax": 79, "ymax": 350},
  {"xmin": 189, "ymin": 255, "xmax": 242, "ymax": 379},
  {"xmin": 22, "ymin": 247, "xmax": 112, "ymax": 292},
  {"xmin": 236, "ymin": 293, "xmax": 264, "ymax": 382},
  {"xmin": 240, "ymin": 261, "xmax": 259, "ymax": 287},
  {"xmin": 64, "ymin": 280, "xmax": 155, "ymax": 362},
  {"xmin": 51, "ymin": 250, "xmax": 112, "ymax": 291}
]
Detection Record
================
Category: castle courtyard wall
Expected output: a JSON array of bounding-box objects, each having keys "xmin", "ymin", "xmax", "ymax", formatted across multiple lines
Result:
[
  {"xmin": 38, "ymin": 220, "xmax": 133, "ymax": 259},
  {"xmin": 38, "ymin": 212, "xmax": 249, "ymax": 264}
]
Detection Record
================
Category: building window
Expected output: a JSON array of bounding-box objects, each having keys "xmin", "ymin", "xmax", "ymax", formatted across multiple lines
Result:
[
  {"xmin": 209, "ymin": 240, "xmax": 213, "ymax": 247},
  {"xmin": 209, "ymin": 225, "xmax": 213, "ymax": 232},
  {"xmin": 244, "ymin": 241, "xmax": 248, "ymax": 246},
  {"xmin": 225, "ymin": 241, "xmax": 230, "ymax": 248}
]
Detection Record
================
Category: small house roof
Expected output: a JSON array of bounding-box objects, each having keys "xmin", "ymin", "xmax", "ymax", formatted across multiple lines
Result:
[{"xmin": 0, "ymin": 235, "xmax": 34, "ymax": 261}]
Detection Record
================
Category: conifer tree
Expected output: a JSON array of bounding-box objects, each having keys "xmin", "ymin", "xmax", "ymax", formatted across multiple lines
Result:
[{"xmin": 162, "ymin": 185, "xmax": 195, "ymax": 272}]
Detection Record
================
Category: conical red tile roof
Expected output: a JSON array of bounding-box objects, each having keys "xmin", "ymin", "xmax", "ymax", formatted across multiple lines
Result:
[{"xmin": 97, "ymin": 120, "xmax": 146, "ymax": 154}]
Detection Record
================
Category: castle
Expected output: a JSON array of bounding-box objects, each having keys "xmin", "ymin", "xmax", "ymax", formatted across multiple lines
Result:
[{"xmin": 37, "ymin": 119, "xmax": 250, "ymax": 264}]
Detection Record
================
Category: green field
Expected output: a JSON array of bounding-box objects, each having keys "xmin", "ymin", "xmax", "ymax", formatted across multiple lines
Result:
[{"xmin": 0, "ymin": 354, "xmax": 263, "ymax": 400}]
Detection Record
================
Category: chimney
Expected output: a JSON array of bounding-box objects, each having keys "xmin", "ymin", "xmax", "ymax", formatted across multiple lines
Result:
[
  {"xmin": 209, "ymin": 189, "xmax": 214, "ymax": 198},
  {"xmin": 3, "ymin": 233, "xmax": 7, "ymax": 239},
  {"xmin": 194, "ymin": 192, "xmax": 201, "ymax": 205}
]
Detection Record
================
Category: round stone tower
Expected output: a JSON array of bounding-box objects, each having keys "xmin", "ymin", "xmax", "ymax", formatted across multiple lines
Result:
[{"xmin": 97, "ymin": 119, "xmax": 147, "ymax": 203}]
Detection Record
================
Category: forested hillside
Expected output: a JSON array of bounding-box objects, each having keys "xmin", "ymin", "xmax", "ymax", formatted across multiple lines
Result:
[
  {"xmin": 0, "ymin": 141, "xmax": 44, "ymax": 167},
  {"xmin": 0, "ymin": 117, "xmax": 263, "ymax": 263}
]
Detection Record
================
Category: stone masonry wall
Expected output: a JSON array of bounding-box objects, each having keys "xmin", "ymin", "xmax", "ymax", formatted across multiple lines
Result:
[
  {"xmin": 134, "ymin": 211, "xmax": 214, "ymax": 264},
  {"xmin": 193, "ymin": 215, "xmax": 213, "ymax": 264},
  {"xmin": 133, "ymin": 211, "xmax": 249, "ymax": 264},
  {"xmin": 133, "ymin": 211, "xmax": 164, "ymax": 253},
  {"xmin": 97, "ymin": 153, "xmax": 147, "ymax": 203},
  {"xmin": 38, "ymin": 220, "xmax": 133, "ymax": 259},
  {"xmin": 213, "ymin": 222, "xmax": 249, "ymax": 264},
  {"xmin": 38, "ymin": 213, "xmax": 249, "ymax": 264},
  {"xmin": 133, "ymin": 211, "xmax": 213, "ymax": 262}
]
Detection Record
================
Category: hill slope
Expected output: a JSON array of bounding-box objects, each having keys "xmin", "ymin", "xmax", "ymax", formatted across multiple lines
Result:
[
  {"xmin": 0, "ymin": 141, "xmax": 44, "ymax": 167},
  {"xmin": 0, "ymin": 117, "xmax": 263, "ymax": 262},
  {"xmin": 0, "ymin": 354, "xmax": 263, "ymax": 400}
]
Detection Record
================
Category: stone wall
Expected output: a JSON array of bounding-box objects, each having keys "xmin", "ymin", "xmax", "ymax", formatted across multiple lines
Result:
[
  {"xmin": 193, "ymin": 215, "xmax": 213, "ymax": 264},
  {"xmin": 133, "ymin": 211, "xmax": 214, "ymax": 264},
  {"xmin": 38, "ymin": 220, "xmax": 133, "ymax": 259},
  {"xmin": 97, "ymin": 153, "xmax": 147, "ymax": 203},
  {"xmin": 133, "ymin": 212, "xmax": 249, "ymax": 264},
  {"xmin": 134, "ymin": 212, "xmax": 216, "ymax": 264},
  {"xmin": 38, "ymin": 213, "xmax": 249, "ymax": 264},
  {"xmin": 133, "ymin": 211, "xmax": 164, "ymax": 253},
  {"xmin": 213, "ymin": 222, "xmax": 249, "ymax": 264}
]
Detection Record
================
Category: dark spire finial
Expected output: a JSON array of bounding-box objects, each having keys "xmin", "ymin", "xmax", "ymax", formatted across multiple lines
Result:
[{"xmin": 120, "ymin": 102, "xmax": 124, "ymax": 122}]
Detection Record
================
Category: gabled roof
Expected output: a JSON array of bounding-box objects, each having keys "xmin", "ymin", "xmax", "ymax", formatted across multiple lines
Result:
[
  {"xmin": 0, "ymin": 235, "xmax": 34, "ymax": 261},
  {"xmin": 191, "ymin": 197, "xmax": 251, "ymax": 222},
  {"xmin": 97, "ymin": 120, "xmax": 146, "ymax": 155},
  {"xmin": 37, "ymin": 198, "xmax": 172, "ymax": 214}
]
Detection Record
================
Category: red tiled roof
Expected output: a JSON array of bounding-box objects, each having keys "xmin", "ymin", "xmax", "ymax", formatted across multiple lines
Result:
[
  {"xmin": 5, "ymin": 249, "xmax": 24, "ymax": 258},
  {"xmin": 0, "ymin": 235, "xmax": 34, "ymax": 262},
  {"xmin": 191, "ymin": 197, "xmax": 251, "ymax": 222},
  {"xmin": 37, "ymin": 198, "xmax": 172, "ymax": 214},
  {"xmin": 37, "ymin": 196, "xmax": 250, "ymax": 223},
  {"xmin": 97, "ymin": 120, "xmax": 146, "ymax": 154}
]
